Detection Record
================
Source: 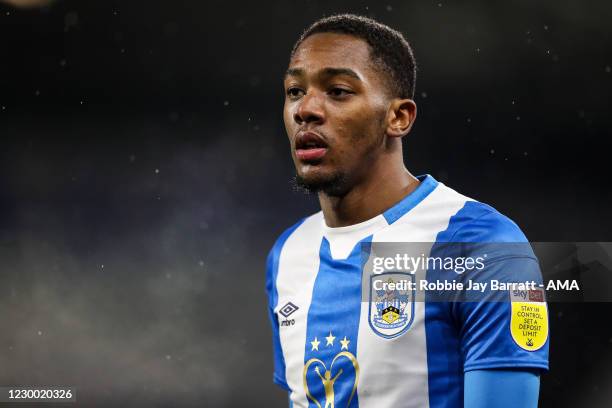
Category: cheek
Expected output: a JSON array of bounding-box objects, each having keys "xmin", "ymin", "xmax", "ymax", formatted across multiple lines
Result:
[
  {"xmin": 337, "ymin": 111, "xmax": 381, "ymax": 144},
  {"xmin": 283, "ymin": 104, "xmax": 295, "ymax": 135},
  {"xmin": 333, "ymin": 106, "xmax": 386, "ymax": 162}
]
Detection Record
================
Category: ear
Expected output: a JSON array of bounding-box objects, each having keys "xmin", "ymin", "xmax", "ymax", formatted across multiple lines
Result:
[{"xmin": 386, "ymin": 99, "xmax": 417, "ymax": 138}]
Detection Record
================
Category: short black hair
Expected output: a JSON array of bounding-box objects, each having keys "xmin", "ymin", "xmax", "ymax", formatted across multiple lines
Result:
[{"xmin": 291, "ymin": 14, "xmax": 417, "ymax": 99}]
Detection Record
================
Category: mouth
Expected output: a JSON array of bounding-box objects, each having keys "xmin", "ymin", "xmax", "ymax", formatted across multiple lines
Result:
[{"xmin": 295, "ymin": 131, "xmax": 329, "ymax": 162}]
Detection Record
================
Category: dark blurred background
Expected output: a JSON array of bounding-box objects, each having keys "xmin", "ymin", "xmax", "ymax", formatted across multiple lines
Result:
[{"xmin": 0, "ymin": 0, "xmax": 610, "ymax": 406}]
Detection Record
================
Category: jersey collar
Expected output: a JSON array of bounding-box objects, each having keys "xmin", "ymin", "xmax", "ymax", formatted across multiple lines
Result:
[{"xmin": 382, "ymin": 174, "xmax": 438, "ymax": 225}]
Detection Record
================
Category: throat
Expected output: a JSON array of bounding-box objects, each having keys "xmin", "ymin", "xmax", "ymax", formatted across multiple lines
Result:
[{"xmin": 319, "ymin": 170, "xmax": 420, "ymax": 228}]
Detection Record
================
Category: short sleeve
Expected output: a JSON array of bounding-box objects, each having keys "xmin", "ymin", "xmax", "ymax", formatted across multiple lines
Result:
[
  {"xmin": 447, "ymin": 208, "xmax": 550, "ymax": 372},
  {"xmin": 456, "ymin": 256, "xmax": 549, "ymax": 372}
]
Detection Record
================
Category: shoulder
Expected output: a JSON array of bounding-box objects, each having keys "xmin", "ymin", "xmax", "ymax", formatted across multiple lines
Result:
[
  {"xmin": 439, "ymin": 200, "xmax": 528, "ymax": 243},
  {"xmin": 424, "ymin": 182, "xmax": 528, "ymax": 243},
  {"xmin": 266, "ymin": 211, "xmax": 323, "ymax": 268},
  {"xmin": 400, "ymin": 180, "xmax": 535, "ymax": 262},
  {"xmin": 430, "ymin": 186, "xmax": 536, "ymax": 263},
  {"xmin": 265, "ymin": 212, "xmax": 323, "ymax": 297},
  {"xmin": 383, "ymin": 180, "xmax": 529, "ymax": 244}
]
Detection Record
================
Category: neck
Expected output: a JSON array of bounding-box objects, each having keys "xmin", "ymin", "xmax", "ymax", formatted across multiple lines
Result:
[{"xmin": 318, "ymin": 153, "xmax": 419, "ymax": 228}]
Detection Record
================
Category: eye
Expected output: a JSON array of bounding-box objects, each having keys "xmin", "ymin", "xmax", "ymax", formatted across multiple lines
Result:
[
  {"xmin": 328, "ymin": 87, "xmax": 353, "ymax": 98},
  {"xmin": 286, "ymin": 87, "xmax": 305, "ymax": 99}
]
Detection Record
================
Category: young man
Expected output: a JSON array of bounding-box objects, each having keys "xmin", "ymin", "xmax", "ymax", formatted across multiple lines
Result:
[{"xmin": 266, "ymin": 14, "xmax": 548, "ymax": 408}]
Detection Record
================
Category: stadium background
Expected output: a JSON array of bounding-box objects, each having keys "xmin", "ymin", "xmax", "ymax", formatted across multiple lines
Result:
[{"xmin": 0, "ymin": 0, "xmax": 611, "ymax": 406}]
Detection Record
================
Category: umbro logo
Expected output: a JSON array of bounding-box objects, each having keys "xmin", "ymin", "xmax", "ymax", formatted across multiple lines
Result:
[
  {"xmin": 279, "ymin": 302, "xmax": 299, "ymax": 327},
  {"xmin": 280, "ymin": 302, "xmax": 299, "ymax": 317}
]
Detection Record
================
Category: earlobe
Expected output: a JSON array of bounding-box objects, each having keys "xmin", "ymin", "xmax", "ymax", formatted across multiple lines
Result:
[{"xmin": 386, "ymin": 99, "xmax": 417, "ymax": 138}]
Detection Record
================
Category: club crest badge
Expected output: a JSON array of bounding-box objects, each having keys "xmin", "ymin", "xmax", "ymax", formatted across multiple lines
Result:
[{"xmin": 368, "ymin": 272, "xmax": 415, "ymax": 339}]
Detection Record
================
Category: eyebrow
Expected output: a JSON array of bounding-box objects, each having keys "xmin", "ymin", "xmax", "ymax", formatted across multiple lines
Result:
[{"xmin": 285, "ymin": 67, "xmax": 362, "ymax": 81}]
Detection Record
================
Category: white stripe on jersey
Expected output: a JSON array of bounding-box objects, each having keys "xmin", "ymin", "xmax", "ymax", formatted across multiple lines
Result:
[
  {"xmin": 355, "ymin": 183, "xmax": 472, "ymax": 408},
  {"xmin": 275, "ymin": 213, "xmax": 324, "ymax": 407}
]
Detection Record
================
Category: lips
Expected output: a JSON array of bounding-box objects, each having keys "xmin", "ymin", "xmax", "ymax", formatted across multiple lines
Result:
[{"xmin": 295, "ymin": 131, "xmax": 328, "ymax": 162}]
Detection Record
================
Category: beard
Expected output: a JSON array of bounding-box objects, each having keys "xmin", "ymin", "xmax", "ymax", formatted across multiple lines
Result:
[{"xmin": 292, "ymin": 171, "xmax": 351, "ymax": 197}]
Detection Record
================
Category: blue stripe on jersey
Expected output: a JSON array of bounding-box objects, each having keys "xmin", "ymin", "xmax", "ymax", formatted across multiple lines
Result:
[
  {"xmin": 424, "ymin": 202, "xmax": 492, "ymax": 408},
  {"xmin": 303, "ymin": 237, "xmax": 370, "ymax": 408},
  {"xmin": 383, "ymin": 174, "xmax": 438, "ymax": 224},
  {"xmin": 266, "ymin": 218, "xmax": 306, "ymax": 390},
  {"xmin": 425, "ymin": 201, "xmax": 548, "ymax": 408}
]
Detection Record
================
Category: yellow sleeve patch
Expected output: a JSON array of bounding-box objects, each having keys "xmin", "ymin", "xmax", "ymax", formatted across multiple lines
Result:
[{"xmin": 510, "ymin": 288, "xmax": 548, "ymax": 351}]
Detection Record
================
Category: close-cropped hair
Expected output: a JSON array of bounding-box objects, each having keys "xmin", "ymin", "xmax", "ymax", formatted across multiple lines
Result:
[{"xmin": 291, "ymin": 14, "xmax": 417, "ymax": 99}]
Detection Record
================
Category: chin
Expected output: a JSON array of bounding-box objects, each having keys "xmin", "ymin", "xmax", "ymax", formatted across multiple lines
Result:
[{"xmin": 295, "ymin": 170, "xmax": 350, "ymax": 196}]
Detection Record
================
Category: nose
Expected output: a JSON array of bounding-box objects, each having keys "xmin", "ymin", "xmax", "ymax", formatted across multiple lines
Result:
[{"xmin": 294, "ymin": 91, "xmax": 325, "ymax": 125}]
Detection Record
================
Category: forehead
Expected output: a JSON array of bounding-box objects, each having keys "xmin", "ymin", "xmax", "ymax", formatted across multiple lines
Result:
[{"xmin": 289, "ymin": 32, "xmax": 374, "ymax": 74}]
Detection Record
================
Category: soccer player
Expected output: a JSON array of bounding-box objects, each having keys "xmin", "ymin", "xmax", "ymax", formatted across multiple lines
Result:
[{"xmin": 266, "ymin": 14, "xmax": 549, "ymax": 408}]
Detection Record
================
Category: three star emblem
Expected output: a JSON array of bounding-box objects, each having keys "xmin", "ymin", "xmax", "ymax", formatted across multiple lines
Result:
[{"xmin": 310, "ymin": 332, "xmax": 350, "ymax": 351}]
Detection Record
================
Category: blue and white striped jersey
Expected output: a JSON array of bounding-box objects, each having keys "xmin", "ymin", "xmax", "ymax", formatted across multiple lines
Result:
[{"xmin": 266, "ymin": 175, "xmax": 549, "ymax": 408}]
